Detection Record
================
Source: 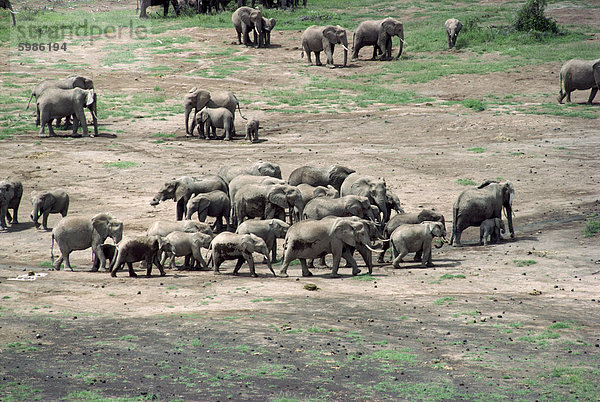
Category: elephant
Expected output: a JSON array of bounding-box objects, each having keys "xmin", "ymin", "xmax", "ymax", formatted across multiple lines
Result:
[
  {"xmin": 191, "ymin": 107, "xmax": 235, "ymax": 140},
  {"xmin": 159, "ymin": 231, "xmax": 213, "ymax": 269},
  {"xmin": 351, "ymin": 18, "xmax": 404, "ymax": 61},
  {"xmin": 557, "ymin": 58, "xmax": 600, "ymax": 104},
  {"xmin": 210, "ymin": 232, "xmax": 275, "ymax": 277},
  {"xmin": 51, "ymin": 213, "xmax": 123, "ymax": 271},
  {"xmin": 451, "ymin": 180, "xmax": 515, "ymax": 247},
  {"xmin": 139, "ymin": 0, "xmax": 179, "ymax": 18},
  {"xmin": 288, "ymin": 165, "xmax": 355, "ymax": 191},
  {"xmin": 30, "ymin": 189, "xmax": 69, "ymax": 230},
  {"xmin": 445, "ymin": 18, "xmax": 462, "ymax": 49},
  {"xmin": 245, "ymin": 119, "xmax": 260, "ymax": 142},
  {"xmin": 147, "ymin": 220, "xmax": 213, "ymax": 238},
  {"xmin": 340, "ymin": 173, "xmax": 389, "ymax": 223},
  {"xmin": 218, "ymin": 162, "xmax": 282, "ymax": 184},
  {"xmin": 1, "ymin": 0, "xmax": 16, "ymax": 26},
  {"xmin": 389, "ymin": 221, "xmax": 446, "ymax": 268},
  {"xmin": 236, "ymin": 218, "xmax": 289, "ymax": 262},
  {"xmin": 26, "ymin": 76, "xmax": 94, "ymax": 114},
  {"xmin": 150, "ymin": 175, "xmax": 228, "ymax": 220},
  {"xmin": 297, "ymin": 183, "xmax": 339, "ymax": 207},
  {"xmin": 386, "ymin": 192, "xmax": 404, "ymax": 216},
  {"xmin": 378, "ymin": 209, "xmax": 446, "ymax": 263},
  {"xmin": 110, "ymin": 236, "xmax": 165, "ymax": 277},
  {"xmin": 232, "ymin": 183, "xmax": 303, "ymax": 227},
  {"xmin": 92, "ymin": 244, "xmax": 117, "ymax": 271},
  {"xmin": 232, "ymin": 7, "xmax": 265, "ymax": 48},
  {"xmin": 262, "ymin": 17, "xmax": 276, "ymax": 47},
  {"xmin": 301, "ymin": 25, "xmax": 349, "ymax": 67},
  {"xmin": 480, "ymin": 217, "xmax": 506, "ymax": 246},
  {"xmin": 228, "ymin": 174, "xmax": 285, "ymax": 204},
  {"xmin": 279, "ymin": 217, "xmax": 375, "ymax": 278},
  {"xmin": 184, "ymin": 89, "xmax": 244, "ymax": 135},
  {"xmin": 36, "ymin": 88, "xmax": 98, "ymax": 137},
  {"xmin": 185, "ymin": 190, "xmax": 231, "ymax": 232},
  {"xmin": 303, "ymin": 194, "xmax": 375, "ymax": 221},
  {"xmin": 0, "ymin": 180, "xmax": 22, "ymax": 229}
]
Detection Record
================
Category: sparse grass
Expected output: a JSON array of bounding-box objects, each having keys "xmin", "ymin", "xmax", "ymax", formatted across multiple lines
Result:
[
  {"xmin": 467, "ymin": 147, "xmax": 485, "ymax": 153},
  {"xmin": 461, "ymin": 99, "xmax": 486, "ymax": 112},
  {"xmin": 434, "ymin": 296, "xmax": 456, "ymax": 306},
  {"xmin": 439, "ymin": 274, "xmax": 466, "ymax": 280},
  {"xmin": 351, "ymin": 274, "xmax": 376, "ymax": 281},
  {"xmin": 514, "ymin": 259, "xmax": 537, "ymax": 267},
  {"xmin": 103, "ymin": 161, "xmax": 140, "ymax": 169},
  {"xmin": 583, "ymin": 213, "xmax": 600, "ymax": 237},
  {"xmin": 456, "ymin": 178, "xmax": 477, "ymax": 186}
]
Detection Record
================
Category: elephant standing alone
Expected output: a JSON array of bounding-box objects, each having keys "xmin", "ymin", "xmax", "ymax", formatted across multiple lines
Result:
[
  {"xmin": 301, "ymin": 25, "xmax": 349, "ymax": 67},
  {"xmin": 444, "ymin": 18, "xmax": 462, "ymax": 49},
  {"xmin": 557, "ymin": 58, "xmax": 600, "ymax": 104},
  {"xmin": 30, "ymin": 189, "xmax": 69, "ymax": 230},
  {"xmin": 352, "ymin": 18, "xmax": 404, "ymax": 61},
  {"xmin": 0, "ymin": 180, "xmax": 22, "ymax": 229}
]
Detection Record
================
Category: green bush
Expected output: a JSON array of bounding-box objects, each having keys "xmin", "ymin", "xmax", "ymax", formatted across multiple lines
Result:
[{"xmin": 514, "ymin": 0, "xmax": 558, "ymax": 33}]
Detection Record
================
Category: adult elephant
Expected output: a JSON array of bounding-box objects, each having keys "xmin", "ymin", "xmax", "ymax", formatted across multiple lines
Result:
[
  {"xmin": 558, "ymin": 58, "xmax": 600, "ymax": 104},
  {"xmin": 297, "ymin": 183, "xmax": 338, "ymax": 207},
  {"xmin": 150, "ymin": 175, "xmax": 228, "ymax": 221},
  {"xmin": 51, "ymin": 213, "xmax": 123, "ymax": 271},
  {"xmin": 390, "ymin": 221, "xmax": 446, "ymax": 268},
  {"xmin": 228, "ymin": 174, "xmax": 285, "ymax": 204},
  {"xmin": 147, "ymin": 220, "xmax": 213, "ymax": 238},
  {"xmin": 340, "ymin": 173, "xmax": 389, "ymax": 223},
  {"xmin": 279, "ymin": 217, "xmax": 374, "ymax": 278},
  {"xmin": 236, "ymin": 218, "xmax": 289, "ymax": 262},
  {"xmin": 303, "ymin": 195, "xmax": 375, "ymax": 221},
  {"xmin": 451, "ymin": 180, "xmax": 515, "ymax": 247},
  {"xmin": 0, "ymin": 180, "xmax": 22, "ymax": 229},
  {"xmin": 218, "ymin": 161, "xmax": 282, "ymax": 184},
  {"xmin": 232, "ymin": 183, "xmax": 303, "ymax": 227},
  {"xmin": 232, "ymin": 6, "xmax": 265, "ymax": 48},
  {"xmin": 139, "ymin": 0, "xmax": 179, "ymax": 18},
  {"xmin": 444, "ymin": 18, "xmax": 462, "ymax": 49},
  {"xmin": 301, "ymin": 25, "xmax": 349, "ymax": 67},
  {"xmin": 1, "ymin": 0, "xmax": 16, "ymax": 26},
  {"xmin": 352, "ymin": 17, "xmax": 404, "ymax": 61},
  {"xmin": 30, "ymin": 189, "xmax": 69, "ymax": 230},
  {"xmin": 288, "ymin": 165, "xmax": 355, "ymax": 191},
  {"xmin": 26, "ymin": 76, "xmax": 94, "ymax": 113},
  {"xmin": 110, "ymin": 236, "xmax": 165, "ymax": 278},
  {"xmin": 184, "ymin": 89, "xmax": 245, "ymax": 135},
  {"xmin": 37, "ymin": 88, "xmax": 98, "ymax": 137}
]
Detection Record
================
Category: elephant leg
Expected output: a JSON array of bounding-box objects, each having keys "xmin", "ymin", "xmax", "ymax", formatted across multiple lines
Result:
[
  {"xmin": 48, "ymin": 120, "xmax": 57, "ymax": 137},
  {"xmin": 213, "ymin": 253, "xmax": 223, "ymax": 274},
  {"xmin": 314, "ymin": 51, "xmax": 322, "ymax": 66},
  {"xmin": 232, "ymin": 257, "xmax": 245, "ymax": 275},
  {"xmin": 92, "ymin": 243, "xmax": 107, "ymax": 271},
  {"xmin": 422, "ymin": 243, "xmax": 433, "ymax": 267},
  {"xmin": 154, "ymin": 255, "xmax": 166, "ymax": 276},
  {"xmin": 329, "ymin": 250, "xmax": 342, "ymax": 278},
  {"xmin": 176, "ymin": 199, "xmax": 185, "ymax": 221},
  {"xmin": 53, "ymin": 253, "xmax": 65, "ymax": 270},
  {"xmin": 246, "ymin": 255, "xmax": 257, "ymax": 277},
  {"xmin": 42, "ymin": 211, "xmax": 50, "ymax": 230},
  {"xmin": 392, "ymin": 246, "xmax": 407, "ymax": 269},
  {"xmin": 307, "ymin": 259, "xmax": 315, "ymax": 268},
  {"xmin": 75, "ymin": 108, "xmax": 88, "ymax": 137},
  {"xmin": 566, "ymin": 91, "xmax": 572, "ymax": 103},
  {"xmin": 198, "ymin": 209, "xmax": 208, "ymax": 222},
  {"xmin": 300, "ymin": 259, "xmax": 313, "ymax": 277},
  {"xmin": 127, "ymin": 262, "xmax": 137, "ymax": 277},
  {"xmin": 413, "ymin": 249, "xmax": 423, "ymax": 262},
  {"xmin": 371, "ymin": 45, "xmax": 378, "ymax": 60},
  {"xmin": 342, "ymin": 249, "xmax": 360, "ymax": 276},
  {"xmin": 63, "ymin": 251, "xmax": 74, "ymax": 271},
  {"xmin": 453, "ymin": 228, "xmax": 463, "ymax": 246},
  {"xmin": 377, "ymin": 239, "xmax": 389, "ymax": 263},
  {"xmin": 587, "ymin": 87, "xmax": 598, "ymax": 104},
  {"xmin": 192, "ymin": 248, "xmax": 208, "ymax": 270}
]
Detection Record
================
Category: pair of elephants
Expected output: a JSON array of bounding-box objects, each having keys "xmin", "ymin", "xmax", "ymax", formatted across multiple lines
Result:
[
  {"xmin": 183, "ymin": 88, "xmax": 248, "ymax": 138},
  {"xmin": 232, "ymin": 7, "xmax": 276, "ymax": 49},
  {"xmin": 27, "ymin": 75, "xmax": 98, "ymax": 137}
]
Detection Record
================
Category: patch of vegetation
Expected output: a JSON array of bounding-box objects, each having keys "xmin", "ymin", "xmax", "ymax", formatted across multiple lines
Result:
[
  {"xmin": 583, "ymin": 213, "xmax": 600, "ymax": 237},
  {"xmin": 517, "ymin": 330, "xmax": 560, "ymax": 345},
  {"xmin": 351, "ymin": 274, "xmax": 376, "ymax": 281},
  {"xmin": 6, "ymin": 341, "xmax": 38, "ymax": 352},
  {"xmin": 514, "ymin": 0, "xmax": 558, "ymax": 34},
  {"xmin": 467, "ymin": 147, "xmax": 485, "ymax": 153},
  {"xmin": 39, "ymin": 261, "xmax": 54, "ymax": 268},
  {"xmin": 548, "ymin": 321, "xmax": 572, "ymax": 330},
  {"xmin": 306, "ymin": 326, "xmax": 339, "ymax": 333},
  {"xmin": 251, "ymin": 297, "xmax": 274, "ymax": 303},
  {"xmin": 513, "ymin": 259, "xmax": 537, "ymax": 267},
  {"xmin": 103, "ymin": 161, "xmax": 140, "ymax": 169},
  {"xmin": 461, "ymin": 99, "xmax": 486, "ymax": 112},
  {"xmin": 151, "ymin": 133, "xmax": 176, "ymax": 138},
  {"xmin": 439, "ymin": 274, "xmax": 466, "ymax": 280},
  {"xmin": 434, "ymin": 296, "xmax": 456, "ymax": 306},
  {"xmin": 369, "ymin": 349, "xmax": 417, "ymax": 363},
  {"xmin": 456, "ymin": 178, "xmax": 477, "ymax": 186}
]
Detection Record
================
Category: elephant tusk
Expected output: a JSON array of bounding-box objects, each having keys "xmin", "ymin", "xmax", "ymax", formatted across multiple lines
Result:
[
  {"xmin": 342, "ymin": 45, "xmax": 350, "ymax": 52},
  {"xmin": 364, "ymin": 243, "xmax": 384, "ymax": 253},
  {"xmin": 399, "ymin": 38, "xmax": 406, "ymax": 44}
]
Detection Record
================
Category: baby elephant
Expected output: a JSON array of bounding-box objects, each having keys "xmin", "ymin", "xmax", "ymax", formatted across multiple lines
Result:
[
  {"xmin": 210, "ymin": 232, "xmax": 275, "ymax": 277},
  {"xmin": 30, "ymin": 189, "xmax": 69, "ymax": 230},
  {"xmin": 92, "ymin": 244, "xmax": 117, "ymax": 271},
  {"xmin": 444, "ymin": 18, "xmax": 462, "ymax": 49},
  {"xmin": 236, "ymin": 218, "xmax": 290, "ymax": 263},
  {"xmin": 479, "ymin": 218, "xmax": 505, "ymax": 246},
  {"xmin": 160, "ymin": 231, "xmax": 213, "ymax": 270},
  {"xmin": 110, "ymin": 235, "xmax": 165, "ymax": 278},
  {"xmin": 193, "ymin": 107, "xmax": 235, "ymax": 140},
  {"xmin": 185, "ymin": 190, "xmax": 231, "ymax": 233},
  {"xmin": 245, "ymin": 119, "xmax": 260, "ymax": 142},
  {"xmin": 390, "ymin": 221, "xmax": 446, "ymax": 268}
]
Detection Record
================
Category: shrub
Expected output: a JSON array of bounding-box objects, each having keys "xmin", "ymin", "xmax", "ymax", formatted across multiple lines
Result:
[{"xmin": 514, "ymin": 0, "xmax": 559, "ymax": 33}]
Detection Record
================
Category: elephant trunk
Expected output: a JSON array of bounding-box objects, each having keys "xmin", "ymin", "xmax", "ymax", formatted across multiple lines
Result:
[
  {"xmin": 31, "ymin": 204, "xmax": 40, "ymax": 227},
  {"xmin": 185, "ymin": 107, "xmax": 192, "ymax": 134},
  {"xmin": 190, "ymin": 116, "xmax": 196, "ymax": 135},
  {"xmin": 504, "ymin": 204, "xmax": 514, "ymax": 238},
  {"xmin": 396, "ymin": 35, "xmax": 404, "ymax": 59},
  {"xmin": 342, "ymin": 44, "xmax": 348, "ymax": 67},
  {"xmin": 375, "ymin": 197, "xmax": 389, "ymax": 223}
]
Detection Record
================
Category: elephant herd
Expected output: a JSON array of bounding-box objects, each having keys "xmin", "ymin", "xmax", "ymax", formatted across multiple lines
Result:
[{"xmin": 1, "ymin": 159, "xmax": 516, "ymax": 279}]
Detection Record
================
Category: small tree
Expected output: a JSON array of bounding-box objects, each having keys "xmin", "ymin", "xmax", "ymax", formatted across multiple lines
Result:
[{"xmin": 514, "ymin": 0, "xmax": 559, "ymax": 33}]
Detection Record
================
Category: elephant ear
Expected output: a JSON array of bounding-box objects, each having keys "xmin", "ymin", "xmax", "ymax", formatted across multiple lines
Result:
[
  {"xmin": 193, "ymin": 197, "xmax": 211, "ymax": 212},
  {"xmin": 381, "ymin": 18, "xmax": 396, "ymax": 37},
  {"xmin": 241, "ymin": 235, "xmax": 256, "ymax": 254},
  {"xmin": 456, "ymin": 21, "xmax": 463, "ymax": 33},
  {"xmin": 322, "ymin": 26, "xmax": 337, "ymax": 43},
  {"xmin": 477, "ymin": 179, "xmax": 498, "ymax": 189},
  {"xmin": 175, "ymin": 181, "xmax": 188, "ymax": 202},
  {"xmin": 196, "ymin": 91, "xmax": 211, "ymax": 109},
  {"xmin": 42, "ymin": 193, "xmax": 55, "ymax": 209},
  {"xmin": 91, "ymin": 214, "xmax": 111, "ymax": 239},
  {"xmin": 332, "ymin": 220, "xmax": 357, "ymax": 247},
  {"xmin": 268, "ymin": 188, "xmax": 288, "ymax": 209},
  {"xmin": 71, "ymin": 76, "xmax": 85, "ymax": 89},
  {"xmin": 85, "ymin": 90, "xmax": 95, "ymax": 106}
]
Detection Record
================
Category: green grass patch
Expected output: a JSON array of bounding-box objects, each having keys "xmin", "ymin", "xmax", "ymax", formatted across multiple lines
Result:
[
  {"xmin": 369, "ymin": 349, "xmax": 417, "ymax": 363},
  {"xmin": 434, "ymin": 296, "xmax": 456, "ymax": 306},
  {"xmin": 513, "ymin": 259, "xmax": 537, "ymax": 267},
  {"xmin": 351, "ymin": 274, "xmax": 376, "ymax": 281},
  {"xmin": 517, "ymin": 330, "xmax": 560, "ymax": 345},
  {"xmin": 306, "ymin": 326, "xmax": 339, "ymax": 333},
  {"xmin": 548, "ymin": 321, "xmax": 572, "ymax": 330},
  {"xmin": 583, "ymin": 213, "xmax": 600, "ymax": 237},
  {"xmin": 439, "ymin": 273, "xmax": 466, "ymax": 280},
  {"xmin": 456, "ymin": 178, "xmax": 476, "ymax": 186},
  {"xmin": 467, "ymin": 147, "xmax": 485, "ymax": 153},
  {"xmin": 461, "ymin": 99, "xmax": 486, "ymax": 111},
  {"xmin": 103, "ymin": 161, "xmax": 140, "ymax": 169},
  {"xmin": 151, "ymin": 133, "xmax": 176, "ymax": 138}
]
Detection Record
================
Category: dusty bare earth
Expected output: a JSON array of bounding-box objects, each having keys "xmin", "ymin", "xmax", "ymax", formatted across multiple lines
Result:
[{"xmin": 0, "ymin": 1, "xmax": 599, "ymax": 400}]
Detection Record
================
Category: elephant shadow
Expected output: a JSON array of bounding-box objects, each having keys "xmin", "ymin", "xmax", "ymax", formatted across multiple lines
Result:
[
  {"xmin": 392, "ymin": 258, "xmax": 462, "ymax": 270},
  {"xmin": 93, "ymin": 132, "xmax": 117, "ymax": 139},
  {"xmin": 2, "ymin": 221, "xmax": 36, "ymax": 233}
]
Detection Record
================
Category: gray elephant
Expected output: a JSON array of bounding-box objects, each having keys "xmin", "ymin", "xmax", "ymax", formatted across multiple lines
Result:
[
  {"xmin": 139, "ymin": 0, "xmax": 179, "ymax": 17},
  {"xmin": 445, "ymin": 18, "xmax": 462, "ymax": 49},
  {"xmin": 390, "ymin": 221, "xmax": 446, "ymax": 268},
  {"xmin": 51, "ymin": 213, "xmax": 123, "ymax": 271},
  {"xmin": 150, "ymin": 175, "xmax": 228, "ymax": 220},
  {"xmin": 451, "ymin": 180, "xmax": 515, "ymax": 246},
  {"xmin": 185, "ymin": 190, "xmax": 231, "ymax": 232},
  {"xmin": 184, "ymin": 89, "xmax": 244, "ymax": 135},
  {"xmin": 557, "ymin": 58, "xmax": 600, "ymax": 104},
  {"xmin": 340, "ymin": 173, "xmax": 389, "ymax": 223},
  {"xmin": 192, "ymin": 107, "xmax": 235, "ymax": 140},
  {"xmin": 279, "ymin": 217, "xmax": 374, "ymax": 278},
  {"xmin": 30, "ymin": 189, "xmax": 69, "ymax": 230},
  {"xmin": 303, "ymin": 194, "xmax": 375, "ymax": 221},
  {"xmin": 232, "ymin": 6, "xmax": 265, "ymax": 48},
  {"xmin": 236, "ymin": 218, "xmax": 289, "ymax": 262},
  {"xmin": 297, "ymin": 183, "xmax": 339, "ymax": 207},
  {"xmin": 352, "ymin": 18, "xmax": 404, "ymax": 61},
  {"xmin": 232, "ymin": 183, "xmax": 303, "ymax": 227},
  {"xmin": 378, "ymin": 209, "xmax": 446, "ymax": 263},
  {"xmin": 26, "ymin": 76, "xmax": 94, "ymax": 115},
  {"xmin": 245, "ymin": 119, "xmax": 260, "ymax": 142},
  {"xmin": 228, "ymin": 174, "xmax": 285, "ymax": 204},
  {"xmin": 386, "ymin": 192, "xmax": 404, "ymax": 216},
  {"xmin": 160, "ymin": 231, "xmax": 213, "ymax": 269},
  {"xmin": 262, "ymin": 17, "xmax": 276, "ymax": 47},
  {"xmin": 210, "ymin": 232, "xmax": 275, "ymax": 277},
  {"xmin": 301, "ymin": 25, "xmax": 349, "ymax": 67},
  {"xmin": 1, "ymin": 0, "xmax": 16, "ymax": 26},
  {"xmin": 219, "ymin": 162, "xmax": 282, "ymax": 184},
  {"xmin": 147, "ymin": 219, "xmax": 213, "ymax": 238},
  {"xmin": 480, "ymin": 217, "xmax": 505, "ymax": 246},
  {"xmin": 110, "ymin": 235, "xmax": 165, "ymax": 278},
  {"xmin": 288, "ymin": 165, "xmax": 355, "ymax": 191},
  {"xmin": 0, "ymin": 180, "xmax": 22, "ymax": 229},
  {"xmin": 92, "ymin": 244, "xmax": 117, "ymax": 271},
  {"xmin": 36, "ymin": 88, "xmax": 98, "ymax": 137}
]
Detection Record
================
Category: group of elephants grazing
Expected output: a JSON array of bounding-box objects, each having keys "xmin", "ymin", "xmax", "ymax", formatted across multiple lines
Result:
[{"xmin": 1, "ymin": 160, "xmax": 516, "ymax": 280}]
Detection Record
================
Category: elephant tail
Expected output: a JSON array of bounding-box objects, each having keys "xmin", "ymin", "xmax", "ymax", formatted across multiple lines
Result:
[
  {"xmin": 26, "ymin": 92, "xmax": 34, "ymax": 111},
  {"xmin": 51, "ymin": 232, "xmax": 55, "ymax": 263},
  {"xmin": 301, "ymin": 49, "xmax": 304, "ymax": 59},
  {"xmin": 236, "ymin": 102, "xmax": 248, "ymax": 121},
  {"xmin": 450, "ymin": 205, "xmax": 458, "ymax": 245}
]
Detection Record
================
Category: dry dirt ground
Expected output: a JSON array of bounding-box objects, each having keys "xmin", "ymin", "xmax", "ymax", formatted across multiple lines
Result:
[{"xmin": 0, "ymin": 2, "xmax": 599, "ymax": 400}]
